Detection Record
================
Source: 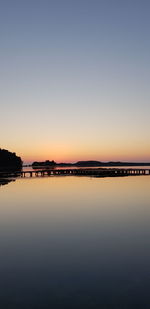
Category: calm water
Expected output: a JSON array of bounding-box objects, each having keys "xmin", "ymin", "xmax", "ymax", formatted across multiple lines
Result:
[
  {"xmin": 23, "ymin": 165, "xmax": 150, "ymax": 171},
  {"xmin": 1, "ymin": 175, "xmax": 150, "ymax": 308}
]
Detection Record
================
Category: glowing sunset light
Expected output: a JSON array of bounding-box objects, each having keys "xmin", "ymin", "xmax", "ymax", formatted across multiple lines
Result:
[{"xmin": 0, "ymin": 1, "xmax": 150, "ymax": 163}]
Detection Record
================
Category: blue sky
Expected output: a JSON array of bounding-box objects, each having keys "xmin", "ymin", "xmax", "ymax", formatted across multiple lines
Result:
[{"xmin": 1, "ymin": 0, "xmax": 150, "ymax": 162}]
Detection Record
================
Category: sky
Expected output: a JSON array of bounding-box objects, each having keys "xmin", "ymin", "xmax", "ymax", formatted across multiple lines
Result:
[{"xmin": 0, "ymin": 0, "xmax": 150, "ymax": 163}]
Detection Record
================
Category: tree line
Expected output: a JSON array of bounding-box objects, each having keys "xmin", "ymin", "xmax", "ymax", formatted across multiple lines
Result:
[{"xmin": 0, "ymin": 149, "xmax": 22, "ymax": 171}]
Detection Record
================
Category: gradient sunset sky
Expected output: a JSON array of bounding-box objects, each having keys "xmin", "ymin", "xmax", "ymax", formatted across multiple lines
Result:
[{"xmin": 1, "ymin": 0, "xmax": 150, "ymax": 163}]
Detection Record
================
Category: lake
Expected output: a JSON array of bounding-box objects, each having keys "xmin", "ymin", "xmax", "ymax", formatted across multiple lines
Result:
[{"xmin": 0, "ymin": 175, "xmax": 150, "ymax": 308}]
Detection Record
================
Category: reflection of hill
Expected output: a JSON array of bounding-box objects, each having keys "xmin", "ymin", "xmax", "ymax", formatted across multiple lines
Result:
[
  {"xmin": 0, "ymin": 179, "xmax": 15, "ymax": 186},
  {"xmin": 32, "ymin": 166, "xmax": 55, "ymax": 170},
  {"xmin": 0, "ymin": 149, "xmax": 22, "ymax": 171}
]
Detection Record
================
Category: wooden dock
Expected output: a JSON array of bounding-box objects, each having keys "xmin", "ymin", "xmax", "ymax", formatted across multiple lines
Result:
[{"xmin": 0, "ymin": 168, "xmax": 150, "ymax": 178}]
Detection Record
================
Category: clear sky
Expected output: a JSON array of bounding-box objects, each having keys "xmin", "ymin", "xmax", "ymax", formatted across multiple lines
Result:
[{"xmin": 1, "ymin": 0, "xmax": 150, "ymax": 163}]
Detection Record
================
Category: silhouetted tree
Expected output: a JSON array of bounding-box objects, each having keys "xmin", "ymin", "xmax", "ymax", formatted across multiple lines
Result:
[{"xmin": 0, "ymin": 149, "xmax": 22, "ymax": 171}]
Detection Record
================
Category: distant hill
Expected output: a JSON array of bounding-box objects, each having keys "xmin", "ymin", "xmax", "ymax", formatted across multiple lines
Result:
[
  {"xmin": 76, "ymin": 160, "xmax": 150, "ymax": 167},
  {"xmin": 31, "ymin": 159, "xmax": 150, "ymax": 168},
  {"xmin": 0, "ymin": 149, "xmax": 22, "ymax": 171},
  {"xmin": 76, "ymin": 160, "xmax": 102, "ymax": 166},
  {"xmin": 32, "ymin": 160, "xmax": 56, "ymax": 167}
]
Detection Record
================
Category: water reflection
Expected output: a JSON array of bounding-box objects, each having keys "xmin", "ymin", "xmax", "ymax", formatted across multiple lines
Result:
[
  {"xmin": 0, "ymin": 176, "xmax": 150, "ymax": 308},
  {"xmin": 0, "ymin": 178, "xmax": 15, "ymax": 186},
  {"xmin": 23, "ymin": 165, "xmax": 150, "ymax": 172}
]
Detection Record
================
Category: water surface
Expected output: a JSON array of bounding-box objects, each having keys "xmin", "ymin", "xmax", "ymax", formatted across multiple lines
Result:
[{"xmin": 0, "ymin": 175, "xmax": 150, "ymax": 308}]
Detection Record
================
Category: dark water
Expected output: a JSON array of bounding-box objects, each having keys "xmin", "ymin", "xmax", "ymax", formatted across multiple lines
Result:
[
  {"xmin": 0, "ymin": 175, "xmax": 150, "ymax": 308},
  {"xmin": 23, "ymin": 165, "xmax": 150, "ymax": 172}
]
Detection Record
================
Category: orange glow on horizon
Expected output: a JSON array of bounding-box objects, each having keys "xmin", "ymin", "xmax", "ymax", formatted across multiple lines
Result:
[
  {"xmin": 3, "ymin": 140, "xmax": 150, "ymax": 164},
  {"xmin": 23, "ymin": 150, "xmax": 150, "ymax": 164}
]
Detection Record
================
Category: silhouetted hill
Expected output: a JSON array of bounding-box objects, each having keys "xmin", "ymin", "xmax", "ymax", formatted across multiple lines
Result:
[
  {"xmin": 31, "ymin": 159, "xmax": 150, "ymax": 168},
  {"xmin": 32, "ymin": 160, "xmax": 56, "ymax": 168},
  {"xmin": 76, "ymin": 160, "xmax": 102, "ymax": 166},
  {"xmin": 75, "ymin": 161, "xmax": 150, "ymax": 167},
  {"xmin": 0, "ymin": 149, "xmax": 22, "ymax": 171}
]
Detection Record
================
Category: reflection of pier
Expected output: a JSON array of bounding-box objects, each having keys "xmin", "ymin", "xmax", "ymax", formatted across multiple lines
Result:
[{"xmin": 1, "ymin": 168, "xmax": 150, "ymax": 178}]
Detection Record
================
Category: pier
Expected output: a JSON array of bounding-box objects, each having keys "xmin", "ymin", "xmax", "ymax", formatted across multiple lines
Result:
[{"xmin": 0, "ymin": 168, "xmax": 150, "ymax": 179}]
